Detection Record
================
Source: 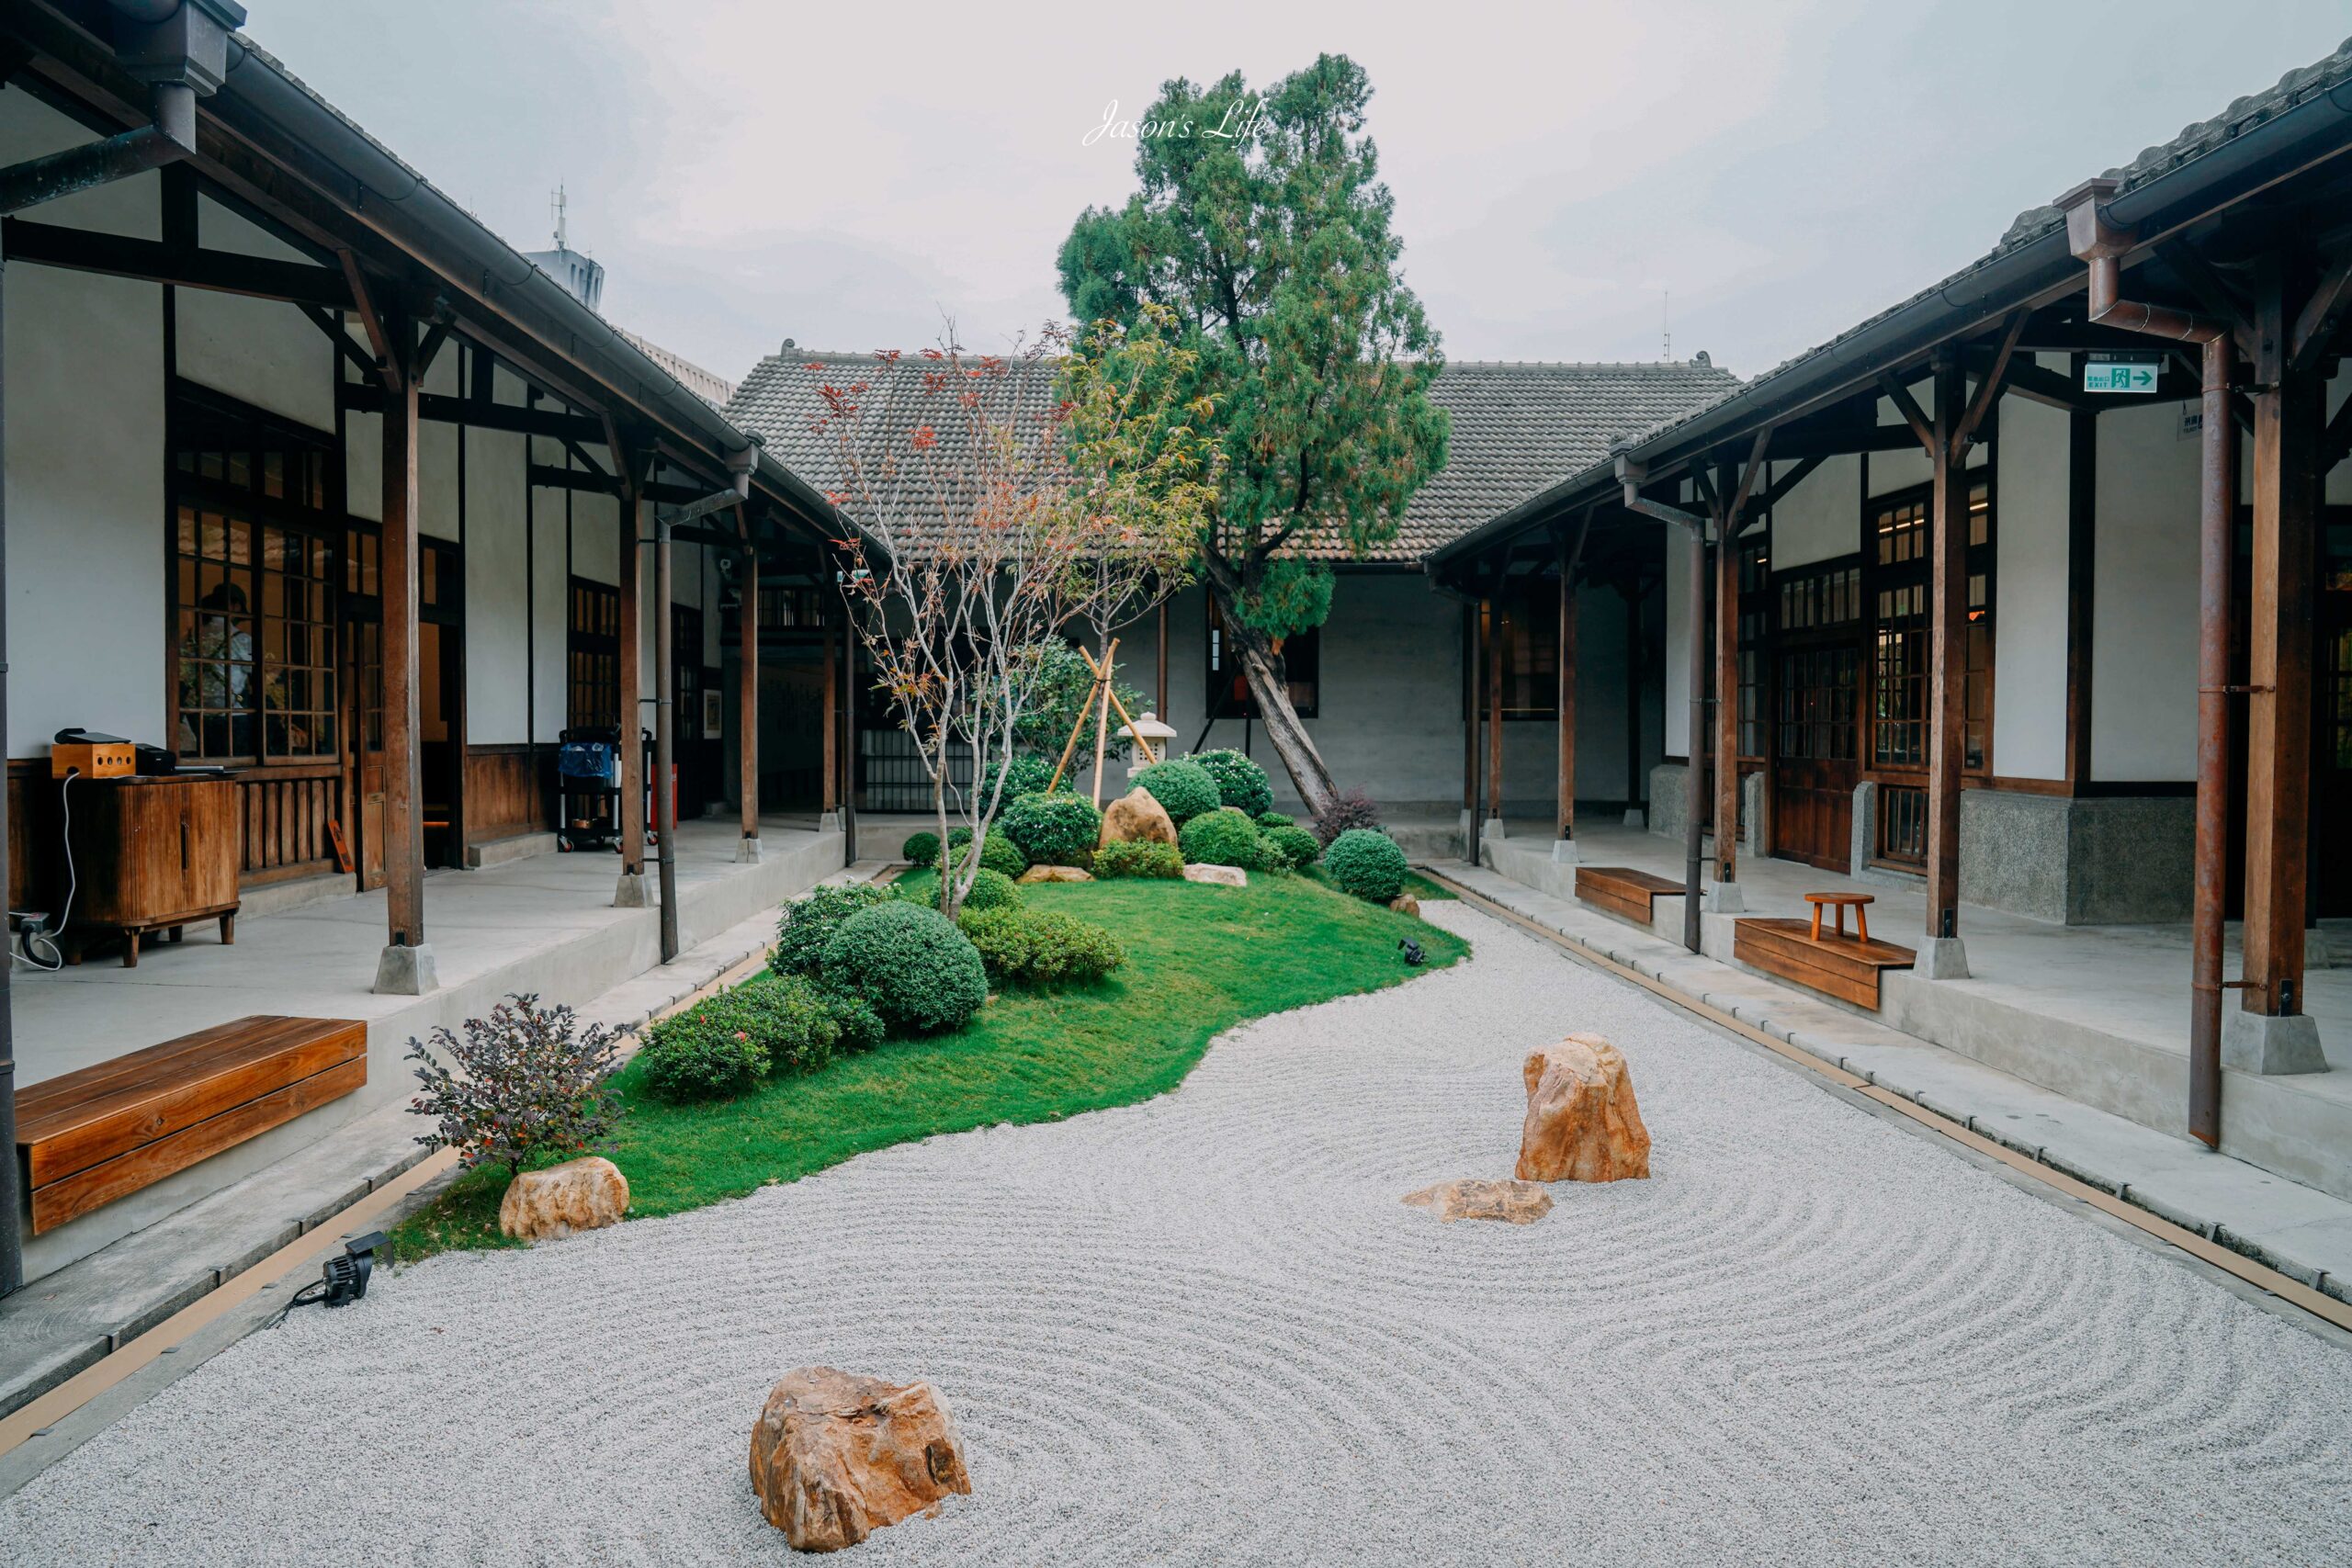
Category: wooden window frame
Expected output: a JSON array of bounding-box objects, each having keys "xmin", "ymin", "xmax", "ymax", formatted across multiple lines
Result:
[{"xmin": 1206, "ymin": 596, "xmax": 1320, "ymax": 720}]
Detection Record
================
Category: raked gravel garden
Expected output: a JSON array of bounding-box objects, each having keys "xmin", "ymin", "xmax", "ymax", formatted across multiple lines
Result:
[{"xmin": 5, "ymin": 759, "xmax": 2350, "ymax": 1565}]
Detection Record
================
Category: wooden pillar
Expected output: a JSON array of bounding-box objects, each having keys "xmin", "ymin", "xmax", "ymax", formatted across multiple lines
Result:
[
  {"xmin": 1485, "ymin": 596, "xmax": 1503, "ymax": 829},
  {"xmin": 838, "ymin": 615, "xmax": 858, "ymax": 860},
  {"xmin": 2242, "ymin": 259, "xmax": 2320, "ymax": 1021},
  {"xmin": 2064, "ymin": 396, "xmax": 2098, "ymax": 785},
  {"xmin": 1714, "ymin": 505, "xmax": 1741, "ymax": 884},
  {"xmin": 738, "ymin": 537, "xmax": 760, "ymax": 856},
  {"xmin": 1683, "ymin": 526, "xmax": 1706, "ymax": 951},
  {"xmin": 616, "ymin": 479, "xmax": 647, "ymax": 899},
  {"xmin": 379, "ymin": 332, "xmax": 427, "ymax": 960},
  {"xmin": 1924, "ymin": 349, "xmax": 1968, "ymax": 943},
  {"xmin": 820, "ymin": 611, "xmax": 839, "ymax": 818},
  {"xmin": 1623, "ymin": 581, "xmax": 1643, "ymax": 819},
  {"xmin": 652, "ymin": 512, "xmax": 678, "ymax": 961},
  {"xmin": 1464, "ymin": 596, "xmax": 1481, "ymax": 862},
  {"xmin": 1556, "ymin": 549, "xmax": 1577, "ymax": 842}
]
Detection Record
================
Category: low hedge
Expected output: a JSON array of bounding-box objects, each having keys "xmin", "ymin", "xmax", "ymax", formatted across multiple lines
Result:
[
  {"xmin": 1093, "ymin": 840, "xmax": 1183, "ymax": 880},
  {"xmin": 821, "ymin": 901, "xmax": 989, "ymax": 1034},
  {"xmin": 956, "ymin": 906, "xmax": 1125, "ymax": 988},
  {"xmin": 1000, "ymin": 790, "xmax": 1102, "ymax": 867},
  {"xmin": 1179, "ymin": 807, "xmax": 1271, "ymax": 870},
  {"xmin": 1192, "ymin": 749, "xmax": 1275, "ymax": 818},
  {"xmin": 1323, "ymin": 828, "xmax": 1408, "ymax": 903},
  {"xmin": 771, "ymin": 881, "xmax": 894, "ymax": 978},
  {"xmin": 639, "ymin": 975, "xmax": 844, "ymax": 1102},
  {"xmin": 1255, "ymin": 811, "xmax": 1295, "ymax": 832},
  {"xmin": 1131, "ymin": 758, "xmax": 1221, "ymax": 827},
  {"xmin": 1262, "ymin": 823, "xmax": 1322, "ymax": 871}
]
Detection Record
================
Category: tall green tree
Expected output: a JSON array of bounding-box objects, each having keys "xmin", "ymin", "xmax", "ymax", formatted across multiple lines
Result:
[{"xmin": 1058, "ymin": 53, "xmax": 1449, "ymax": 818}]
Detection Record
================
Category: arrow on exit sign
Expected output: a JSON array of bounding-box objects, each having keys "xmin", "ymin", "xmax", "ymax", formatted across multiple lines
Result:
[{"xmin": 2083, "ymin": 355, "xmax": 2163, "ymax": 393}]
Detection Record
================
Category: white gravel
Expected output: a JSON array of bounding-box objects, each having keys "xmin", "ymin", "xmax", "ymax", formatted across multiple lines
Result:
[{"xmin": 6, "ymin": 902, "xmax": 2350, "ymax": 1567}]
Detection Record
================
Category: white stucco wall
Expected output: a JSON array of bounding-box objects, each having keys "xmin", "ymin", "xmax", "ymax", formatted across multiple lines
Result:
[
  {"xmin": 463, "ymin": 403, "xmax": 530, "ymax": 740},
  {"xmin": 1991, "ymin": 363, "xmax": 2071, "ymax": 781},
  {"xmin": 179, "ymin": 197, "xmax": 330, "ymax": 433},
  {"xmin": 1664, "ymin": 524, "xmax": 1693, "ymax": 756},
  {"xmin": 1770, "ymin": 454, "xmax": 1859, "ymax": 570},
  {"xmin": 1, "ymin": 91, "xmax": 166, "ymax": 756},
  {"xmin": 2091, "ymin": 398, "xmax": 2200, "ymax": 781}
]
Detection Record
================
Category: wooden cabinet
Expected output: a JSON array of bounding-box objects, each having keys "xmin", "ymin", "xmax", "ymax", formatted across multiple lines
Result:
[{"xmin": 62, "ymin": 774, "xmax": 240, "ymax": 966}]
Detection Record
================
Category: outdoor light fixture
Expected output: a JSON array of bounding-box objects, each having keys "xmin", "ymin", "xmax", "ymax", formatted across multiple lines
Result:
[
  {"xmin": 270, "ymin": 1231, "xmax": 389, "ymax": 1326},
  {"xmin": 1398, "ymin": 938, "xmax": 1426, "ymax": 967}
]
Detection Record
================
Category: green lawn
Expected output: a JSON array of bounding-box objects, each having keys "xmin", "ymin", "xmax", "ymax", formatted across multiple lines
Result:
[{"xmin": 390, "ymin": 871, "xmax": 1466, "ymax": 1260}]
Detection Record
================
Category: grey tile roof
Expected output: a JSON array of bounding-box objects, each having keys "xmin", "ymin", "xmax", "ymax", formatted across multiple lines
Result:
[{"xmin": 725, "ymin": 350, "xmax": 1737, "ymax": 562}]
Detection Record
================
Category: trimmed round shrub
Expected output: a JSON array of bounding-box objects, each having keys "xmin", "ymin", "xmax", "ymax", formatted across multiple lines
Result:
[
  {"xmin": 953, "ymin": 866, "xmax": 1024, "ymax": 913},
  {"xmin": 1192, "ymin": 749, "xmax": 1274, "ymax": 817},
  {"xmin": 820, "ymin": 989, "xmax": 886, "ymax": 1053},
  {"xmin": 1093, "ymin": 839, "xmax": 1183, "ymax": 880},
  {"xmin": 899, "ymin": 830, "xmax": 942, "ymax": 866},
  {"xmin": 771, "ymin": 881, "xmax": 894, "ymax": 978},
  {"xmin": 942, "ymin": 827, "xmax": 1026, "ymax": 879},
  {"xmin": 1000, "ymin": 790, "xmax": 1102, "ymax": 867},
  {"xmin": 980, "ymin": 751, "xmax": 1059, "ymax": 805},
  {"xmin": 1132, "ymin": 758, "xmax": 1220, "ymax": 826},
  {"xmin": 821, "ymin": 902, "xmax": 989, "ymax": 1034},
  {"xmin": 1180, "ymin": 806, "xmax": 1271, "ymax": 869},
  {"xmin": 1263, "ymin": 823, "xmax": 1322, "ymax": 871},
  {"xmin": 1255, "ymin": 811, "xmax": 1295, "ymax": 832},
  {"xmin": 1323, "ymin": 828, "xmax": 1408, "ymax": 904},
  {"xmin": 639, "ymin": 976, "xmax": 843, "ymax": 1102},
  {"xmin": 957, "ymin": 906, "xmax": 1125, "ymax": 988}
]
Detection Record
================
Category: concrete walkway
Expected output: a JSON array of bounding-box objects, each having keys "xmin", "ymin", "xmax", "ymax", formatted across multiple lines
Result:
[
  {"xmin": 3, "ymin": 900, "xmax": 2346, "ymax": 1564},
  {"xmin": 1434, "ymin": 854, "xmax": 2352, "ymax": 1305},
  {"xmin": 0, "ymin": 822, "xmax": 853, "ymax": 1420}
]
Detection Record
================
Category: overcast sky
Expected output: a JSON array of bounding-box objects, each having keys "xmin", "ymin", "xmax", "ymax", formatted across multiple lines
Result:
[{"xmin": 254, "ymin": 1, "xmax": 2348, "ymax": 386}]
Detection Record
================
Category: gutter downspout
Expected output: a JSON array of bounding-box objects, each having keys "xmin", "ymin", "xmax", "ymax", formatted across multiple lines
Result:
[
  {"xmin": 1621, "ymin": 459, "xmax": 1711, "ymax": 954},
  {"xmin": 650, "ymin": 440, "xmax": 761, "ymax": 964},
  {"xmin": 0, "ymin": 0, "xmax": 247, "ymax": 1298},
  {"xmin": 2055, "ymin": 178, "xmax": 2234, "ymax": 1150}
]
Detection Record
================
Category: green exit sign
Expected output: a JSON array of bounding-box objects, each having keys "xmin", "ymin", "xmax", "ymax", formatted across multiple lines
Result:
[{"xmin": 2084, "ymin": 355, "xmax": 2163, "ymax": 393}]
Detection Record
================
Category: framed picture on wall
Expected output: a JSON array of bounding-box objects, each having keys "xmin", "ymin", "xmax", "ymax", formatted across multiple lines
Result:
[{"xmin": 702, "ymin": 689, "xmax": 723, "ymax": 739}]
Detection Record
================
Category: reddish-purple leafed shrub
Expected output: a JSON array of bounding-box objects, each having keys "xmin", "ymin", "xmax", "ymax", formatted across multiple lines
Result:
[
  {"xmin": 1310, "ymin": 786, "xmax": 1383, "ymax": 849},
  {"xmin": 406, "ymin": 993, "xmax": 625, "ymax": 1179}
]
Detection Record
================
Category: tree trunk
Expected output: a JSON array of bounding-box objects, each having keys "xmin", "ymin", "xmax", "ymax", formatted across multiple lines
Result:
[{"xmin": 1208, "ymin": 576, "xmax": 1342, "ymax": 820}]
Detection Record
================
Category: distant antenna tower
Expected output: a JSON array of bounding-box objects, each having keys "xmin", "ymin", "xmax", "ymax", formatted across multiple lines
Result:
[
  {"xmin": 551, "ymin": 184, "xmax": 569, "ymax": 251},
  {"xmin": 1662, "ymin": 288, "xmax": 1671, "ymax": 362}
]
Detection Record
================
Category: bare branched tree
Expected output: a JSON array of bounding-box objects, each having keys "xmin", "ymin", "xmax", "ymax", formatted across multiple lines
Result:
[{"xmin": 810, "ymin": 320, "xmax": 1214, "ymax": 919}]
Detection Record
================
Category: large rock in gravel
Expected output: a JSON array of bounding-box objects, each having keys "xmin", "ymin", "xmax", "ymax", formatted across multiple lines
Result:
[
  {"xmin": 1100, "ymin": 786, "xmax": 1178, "ymax": 848},
  {"xmin": 1515, "ymin": 1035, "xmax": 1652, "ymax": 1183},
  {"xmin": 1403, "ymin": 1178, "xmax": 1553, "ymax": 1224},
  {"xmin": 1182, "ymin": 863, "xmax": 1246, "ymax": 887},
  {"xmin": 1389, "ymin": 892, "xmax": 1421, "ymax": 918},
  {"xmin": 1017, "ymin": 863, "xmax": 1093, "ymax": 884},
  {"xmin": 498, "ymin": 1156, "xmax": 629, "ymax": 1242},
  {"xmin": 750, "ymin": 1367, "xmax": 971, "ymax": 1551}
]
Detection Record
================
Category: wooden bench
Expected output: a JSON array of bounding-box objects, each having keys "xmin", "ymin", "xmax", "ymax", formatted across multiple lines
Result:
[
  {"xmin": 1734, "ymin": 918, "xmax": 1916, "ymax": 1010},
  {"xmin": 14, "ymin": 1015, "xmax": 367, "ymax": 1235},
  {"xmin": 1575, "ymin": 865, "xmax": 1687, "ymax": 928}
]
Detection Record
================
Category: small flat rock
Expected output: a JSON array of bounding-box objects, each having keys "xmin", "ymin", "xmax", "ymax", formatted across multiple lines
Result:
[
  {"xmin": 1182, "ymin": 864, "xmax": 1247, "ymax": 887},
  {"xmin": 1017, "ymin": 864, "xmax": 1093, "ymax": 884},
  {"xmin": 1402, "ymin": 1179, "xmax": 1554, "ymax": 1224}
]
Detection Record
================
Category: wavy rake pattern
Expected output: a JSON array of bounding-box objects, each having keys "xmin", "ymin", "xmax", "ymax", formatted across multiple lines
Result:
[{"xmin": 5, "ymin": 906, "xmax": 2350, "ymax": 1565}]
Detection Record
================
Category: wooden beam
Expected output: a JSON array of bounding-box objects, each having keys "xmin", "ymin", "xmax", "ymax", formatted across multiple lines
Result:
[
  {"xmin": 1998, "ymin": 359, "xmax": 2099, "ymax": 414},
  {"xmin": 1951, "ymin": 310, "xmax": 2027, "ymax": 455},
  {"xmin": 2065, "ymin": 400, "xmax": 2097, "ymax": 786},
  {"xmin": 2289, "ymin": 245, "xmax": 2352, "ymax": 372},
  {"xmin": 1556, "ymin": 512, "xmax": 1591, "ymax": 844},
  {"xmin": 821, "ymin": 605, "xmax": 839, "ymax": 818},
  {"xmin": 2158, "ymin": 239, "xmax": 2258, "ymax": 360},
  {"xmin": 1486, "ymin": 597, "xmax": 1503, "ymax": 826},
  {"xmin": 337, "ymin": 248, "xmax": 398, "ymax": 392},
  {"xmin": 297, "ymin": 304, "xmax": 375, "ymax": 379},
  {"xmin": 1877, "ymin": 371, "xmax": 1936, "ymax": 454},
  {"xmin": 1714, "ymin": 474, "xmax": 1741, "ymax": 887},
  {"xmin": 0, "ymin": 217, "xmax": 349, "ymax": 309},
  {"xmin": 1724, "ymin": 428, "xmax": 1771, "ymax": 531},
  {"xmin": 344, "ymin": 381, "xmax": 606, "ymax": 446}
]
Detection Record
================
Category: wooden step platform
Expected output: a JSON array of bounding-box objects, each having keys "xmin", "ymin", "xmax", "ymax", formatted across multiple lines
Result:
[
  {"xmin": 15, "ymin": 1015, "xmax": 367, "ymax": 1235},
  {"xmin": 1575, "ymin": 865, "xmax": 1687, "ymax": 928},
  {"xmin": 1734, "ymin": 918, "xmax": 1916, "ymax": 1010}
]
